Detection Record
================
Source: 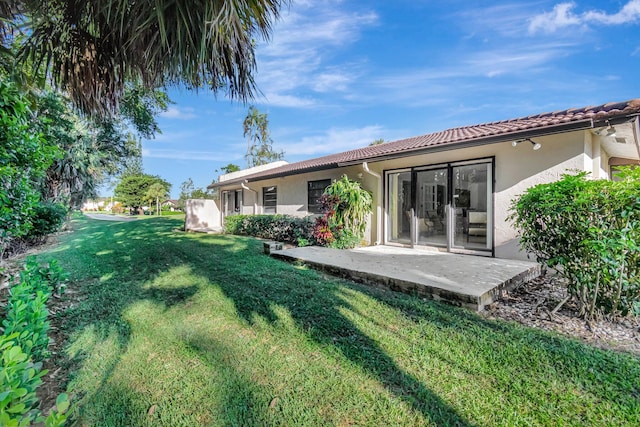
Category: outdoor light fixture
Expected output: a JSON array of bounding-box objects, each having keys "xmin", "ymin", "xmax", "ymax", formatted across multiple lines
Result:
[
  {"xmin": 595, "ymin": 121, "xmax": 617, "ymax": 137},
  {"xmin": 512, "ymin": 138, "xmax": 542, "ymax": 150}
]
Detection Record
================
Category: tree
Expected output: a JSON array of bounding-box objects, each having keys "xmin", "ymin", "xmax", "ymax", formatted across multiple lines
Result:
[
  {"xmin": 243, "ymin": 106, "xmax": 283, "ymax": 168},
  {"xmin": 114, "ymin": 174, "xmax": 170, "ymax": 214},
  {"xmin": 369, "ymin": 138, "xmax": 385, "ymax": 146},
  {"xmin": 219, "ymin": 163, "xmax": 241, "ymax": 174},
  {"xmin": 0, "ymin": 79, "xmax": 56, "ymax": 258},
  {"xmin": 34, "ymin": 91, "xmax": 146, "ymax": 208},
  {"xmin": 179, "ymin": 177, "xmax": 216, "ymax": 209},
  {"xmin": 191, "ymin": 188, "xmax": 216, "ymax": 199},
  {"xmin": 2, "ymin": 1, "xmax": 285, "ymax": 115},
  {"xmin": 178, "ymin": 178, "xmax": 195, "ymax": 209},
  {"xmin": 146, "ymin": 182, "xmax": 169, "ymax": 216}
]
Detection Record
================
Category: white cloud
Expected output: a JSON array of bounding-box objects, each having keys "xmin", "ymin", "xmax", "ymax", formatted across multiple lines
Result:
[
  {"xmin": 529, "ymin": 0, "xmax": 640, "ymax": 34},
  {"xmin": 280, "ymin": 126, "xmax": 386, "ymax": 156},
  {"xmin": 159, "ymin": 106, "xmax": 198, "ymax": 120},
  {"xmin": 254, "ymin": 1, "xmax": 378, "ymax": 107},
  {"xmin": 584, "ymin": 0, "xmax": 640, "ymax": 24},
  {"xmin": 142, "ymin": 148, "xmax": 240, "ymax": 162},
  {"xmin": 528, "ymin": 2, "xmax": 582, "ymax": 34},
  {"xmin": 369, "ymin": 41, "xmax": 575, "ymax": 105}
]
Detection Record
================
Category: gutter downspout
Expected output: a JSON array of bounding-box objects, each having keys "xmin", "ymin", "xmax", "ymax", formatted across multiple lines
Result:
[
  {"xmin": 362, "ymin": 162, "xmax": 382, "ymax": 245},
  {"xmin": 241, "ymin": 181, "xmax": 258, "ymax": 215},
  {"xmin": 633, "ymin": 117, "xmax": 640, "ymax": 160}
]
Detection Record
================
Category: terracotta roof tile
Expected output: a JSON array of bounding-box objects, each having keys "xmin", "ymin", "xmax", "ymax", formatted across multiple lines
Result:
[{"xmin": 213, "ymin": 99, "xmax": 640, "ymax": 187}]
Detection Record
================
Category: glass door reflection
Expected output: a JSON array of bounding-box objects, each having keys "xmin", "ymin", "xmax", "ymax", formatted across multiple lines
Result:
[{"xmin": 415, "ymin": 168, "xmax": 448, "ymax": 247}]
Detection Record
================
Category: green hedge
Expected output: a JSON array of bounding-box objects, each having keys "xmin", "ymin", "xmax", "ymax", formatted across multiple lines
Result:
[
  {"xmin": 224, "ymin": 214, "xmax": 315, "ymax": 245},
  {"xmin": 510, "ymin": 167, "xmax": 640, "ymax": 318},
  {"xmin": 1, "ymin": 257, "xmax": 71, "ymax": 426}
]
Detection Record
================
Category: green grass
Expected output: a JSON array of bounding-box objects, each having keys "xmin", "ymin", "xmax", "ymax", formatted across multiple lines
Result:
[{"xmin": 40, "ymin": 216, "xmax": 639, "ymax": 426}]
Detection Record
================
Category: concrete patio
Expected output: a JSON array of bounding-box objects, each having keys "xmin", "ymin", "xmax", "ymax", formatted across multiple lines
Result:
[{"xmin": 271, "ymin": 245, "xmax": 540, "ymax": 310}]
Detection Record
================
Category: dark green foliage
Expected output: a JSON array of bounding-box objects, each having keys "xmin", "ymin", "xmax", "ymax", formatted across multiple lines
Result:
[
  {"xmin": 218, "ymin": 163, "xmax": 240, "ymax": 174},
  {"xmin": 0, "ymin": 79, "xmax": 59, "ymax": 257},
  {"xmin": 0, "ymin": 334, "xmax": 47, "ymax": 426},
  {"xmin": 509, "ymin": 168, "xmax": 640, "ymax": 318},
  {"xmin": 4, "ymin": 0, "xmax": 284, "ymax": 115},
  {"xmin": 27, "ymin": 202, "xmax": 67, "ymax": 240},
  {"xmin": 224, "ymin": 214, "xmax": 314, "ymax": 245},
  {"xmin": 114, "ymin": 174, "xmax": 171, "ymax": 212},
  {"xmin": 119, "ymin": 85, "xmax": 170, "ymax": 139},
  {"xmin": 0, "ymin": 257, "xmax": 71, "ymax": 426},
  {"xmin": 311, "ymin": 176, "xmax": 373, "ymax": 249}
]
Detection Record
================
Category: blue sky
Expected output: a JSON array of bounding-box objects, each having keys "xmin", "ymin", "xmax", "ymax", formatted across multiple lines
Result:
[{"xmin": 135, "ymin": 0, "xmax": 640, "ymax": 198}]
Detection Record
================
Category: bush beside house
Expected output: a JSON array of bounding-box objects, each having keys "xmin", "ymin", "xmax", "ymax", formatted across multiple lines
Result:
[
  {"xmin": 510, "ymin": 167, "xmax": 640, "ymax": 318},
  {"xmin": 224, "ymin": 176, "xmax": 373, "ymax": 249}
]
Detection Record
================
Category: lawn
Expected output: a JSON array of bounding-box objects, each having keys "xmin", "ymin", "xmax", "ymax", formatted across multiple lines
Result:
[{"xmin": 40, "ymin": 215, "xmax": 639, "ymax": 426}]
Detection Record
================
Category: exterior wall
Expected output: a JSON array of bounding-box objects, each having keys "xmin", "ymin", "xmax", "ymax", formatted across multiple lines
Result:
[
  {"xmin": 216, "ymin": 130, "xmax": 593, "ymax": 260},
  {"xmin": 363, "ymin": 130, "xmax": 588, "ymax": 260},
  {"xmin": 185, "ymin": 199, "xmax": 220, "ymax": 230},
  {"xmin": 220, "ymin": 167, "xmax": 379, "ymax": 245}
]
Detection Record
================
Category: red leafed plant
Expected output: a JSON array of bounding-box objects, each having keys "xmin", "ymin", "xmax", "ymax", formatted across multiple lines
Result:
[{"xmin": 312, "ymin": 216, "xmax": 335, "ymax": 245}]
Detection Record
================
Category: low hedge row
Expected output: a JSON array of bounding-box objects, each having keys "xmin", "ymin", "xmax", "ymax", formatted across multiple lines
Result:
[
  {"xmin": 224, "ymin": 214, "xmax": 315, "ymax": 245},
  {"xmin": 1, "ymin": 257, "xmax": 71, "ymax": 426}
]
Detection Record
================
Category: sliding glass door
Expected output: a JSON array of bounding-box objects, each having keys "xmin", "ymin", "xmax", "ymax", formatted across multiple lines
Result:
[
  {"xmin": 386, "ymin": 170, "xmax": 412, "ymax": 244},
  {"xmin": 415, "ymin": 168, "xmax": 448, "ymax": 247},
  {"xmin": 386, "ymin": 159, "xmax": 493, "ymax": 254},
  {"xmin": 452, "ymin": 162, "xmax": 492, "ymax": 251}
]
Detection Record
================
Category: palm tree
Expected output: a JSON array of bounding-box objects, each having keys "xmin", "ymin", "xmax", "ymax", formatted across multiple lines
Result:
[
  {"xmin": 2, "ymin": 0, "xmax": 285, "ymax": 115},
  {"xmin": 146, "ymin": 182, "xmax": 168, "ymax": 216}
]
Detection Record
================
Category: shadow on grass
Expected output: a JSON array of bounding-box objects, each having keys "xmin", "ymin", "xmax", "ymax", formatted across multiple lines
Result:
[{"xmin": 46, "ymin": 216, "xmax": 640, "ymax": 425}]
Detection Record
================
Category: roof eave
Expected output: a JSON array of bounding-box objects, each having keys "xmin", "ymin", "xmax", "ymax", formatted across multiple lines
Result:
[
  {"xmin": 338, "ymin": 118, "xmax": 596, "ymax": 167},
  {"xmin": 209, "ymin": 163, "xmax": 341, "ymax": 188}
]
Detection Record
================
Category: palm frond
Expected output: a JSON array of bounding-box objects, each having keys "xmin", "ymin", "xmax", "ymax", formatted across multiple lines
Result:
[{"xmin": 17, "ymin": 0, "xmax": 286, "ymax": 116}]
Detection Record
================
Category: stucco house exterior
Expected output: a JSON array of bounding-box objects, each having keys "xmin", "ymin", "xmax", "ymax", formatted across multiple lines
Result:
[{"xmin": 207, "ymin": 99, "xmax": 640, "ymax": 260}]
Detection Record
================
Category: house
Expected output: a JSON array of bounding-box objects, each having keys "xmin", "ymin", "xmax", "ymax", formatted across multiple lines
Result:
[
  {"xmin": 206, "ymin": 99, "xmax": 640, "ymax": 260},
  {"xmin": 162, "ymin": 199, "xmax": 181, "ymax": 211}
]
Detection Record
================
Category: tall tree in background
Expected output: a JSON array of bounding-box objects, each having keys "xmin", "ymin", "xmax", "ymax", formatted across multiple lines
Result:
[
  {"xmin": 243, "ymin": 106, "xmax": 283, "ymax": 168},
  {"xmin": 1, "ymin": 0, "xmax": 285, "ymax": 115},
  {"xmin": 114, "ymin": 174, "xmax": 170, "ymax": 214}
]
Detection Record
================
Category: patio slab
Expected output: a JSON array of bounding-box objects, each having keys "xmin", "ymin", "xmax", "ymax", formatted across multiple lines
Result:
[{"xmin": 271, "ymin": 245, "xmax": 540, "ymax": 310}]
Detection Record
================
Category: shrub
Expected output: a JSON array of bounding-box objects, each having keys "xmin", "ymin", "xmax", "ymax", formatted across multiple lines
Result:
[
  {"xmin": 27, "ymin": 202, "xmax": 68, "ymax": 240},
  {"xmin": 310, "ymin": 176, "xmax": 372, "ymax": 249},
  {"xmin": 0, "ymin": 257, "xmax": 71, "ymax": 426},
  {"xmin": 224, "ymin": 214, "xmax": 315, "ymax": 245},
  {"xmin": 509, "ymin": 168, "xmax": 640, "ymax": 318},
  {"xmin": 323, "ymin": 175, "xmax": 372, "ymax": 238}
]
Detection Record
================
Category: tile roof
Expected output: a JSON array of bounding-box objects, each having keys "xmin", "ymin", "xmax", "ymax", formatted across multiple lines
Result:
[{"xmin": 212, "ymin": 99, "xmax": 640, "ymax": 187}]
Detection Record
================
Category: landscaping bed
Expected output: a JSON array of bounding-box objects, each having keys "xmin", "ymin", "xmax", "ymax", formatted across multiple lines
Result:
[{"xmin": 483, "ymin": 274, "xmax": 640, "ymax": 355}]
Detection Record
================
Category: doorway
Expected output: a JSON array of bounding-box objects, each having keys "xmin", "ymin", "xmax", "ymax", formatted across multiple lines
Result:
[{"xmin": 386, "ymin": 159, "xmax": 493, "ymax": 254}]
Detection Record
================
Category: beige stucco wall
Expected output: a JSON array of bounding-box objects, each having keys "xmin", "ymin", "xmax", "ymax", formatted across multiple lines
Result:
[
  {"xmin": 185, "ymin": 199, "xmax": 220, "ymax": 230},
  {"xmin": 218, "ymin": 167, "xmax": 379, "ymax": 245},
  {"xmin": 363, "ymin": 131, "xmax": 588, "ymax": 259},
  {"xmin": 217, "ymin": 130, "xmax": 597, "ymax": 260}
]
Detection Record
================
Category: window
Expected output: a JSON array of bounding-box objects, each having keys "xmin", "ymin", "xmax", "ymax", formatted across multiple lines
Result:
[
  {"xmin": 308, "ymin": 179, "xmax": 331, "ymax": 214},
  {"xmin": 234, "ymin": 189, "xmax": 243, "ymax": 212},
  {"xmin": 263, "ymin": 186, "xmax": 277, "ymax": 214}
]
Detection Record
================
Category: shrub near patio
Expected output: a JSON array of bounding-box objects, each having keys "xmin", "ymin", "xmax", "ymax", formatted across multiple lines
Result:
[
  {"xmin": 38, "ymin": 216, "xmax": 640, "ymax": 425},
  {"xmin": 510, "ymin": 167, "xmax": 640, "ymax": 318},
  {"xmin": 225, "ymin": 175, "xmax": 373, "ymax": 249}
]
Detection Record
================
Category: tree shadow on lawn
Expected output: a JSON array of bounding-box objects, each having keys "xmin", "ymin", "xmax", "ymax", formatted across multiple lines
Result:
[
  {"xmin": 48, "ymin": 217, "xmax": 639, "ymax": 424},
  {"xmin": 341, "ymin": 284, "xmax": 640, "ymax": 411},
  {"xmin": 187, "ymin": 238, "xmax": 639, "ymax": 424},
  {"xmin": 50, "ymin": 217, "xmax": 474, "ymax": 425}
]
